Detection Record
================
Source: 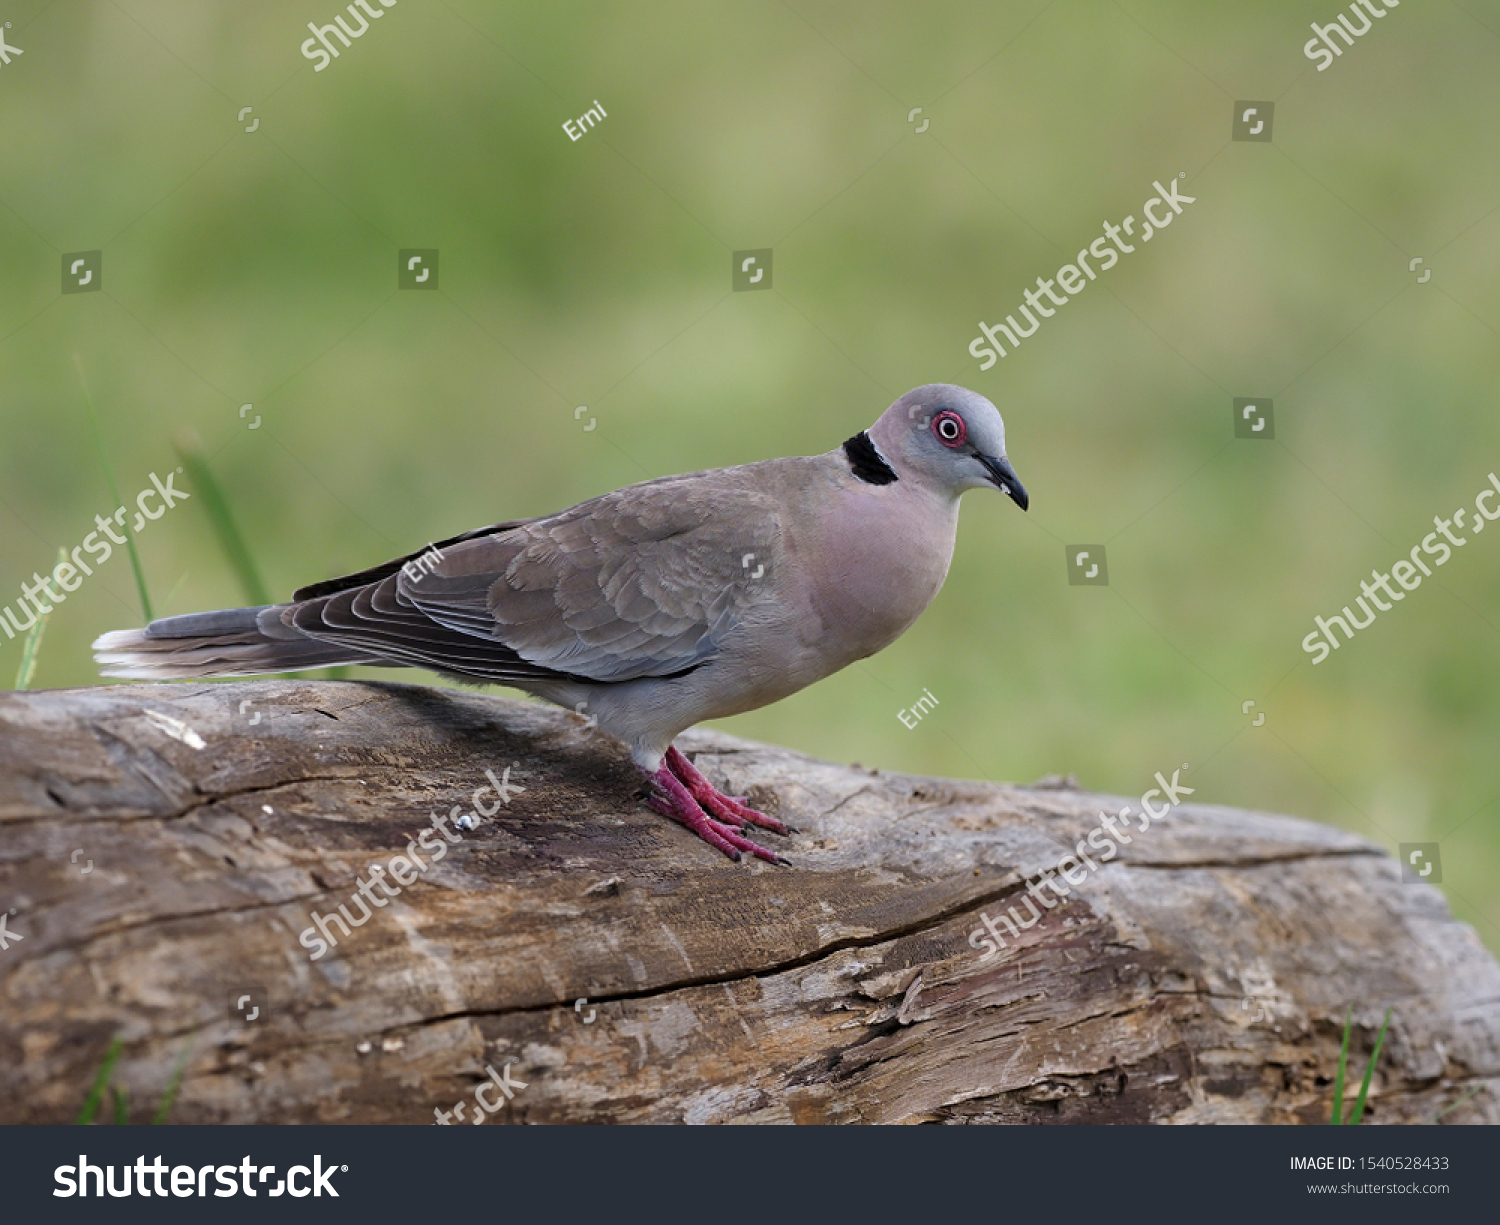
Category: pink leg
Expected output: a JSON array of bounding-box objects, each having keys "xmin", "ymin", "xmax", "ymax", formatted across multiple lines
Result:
[
  {"xmin": 665, "ymin": 746, "xmax": 792, "ymax": 835},
  {"xmin": 643, "ymin": 753, "xmax": 791, "ymax": 866}
]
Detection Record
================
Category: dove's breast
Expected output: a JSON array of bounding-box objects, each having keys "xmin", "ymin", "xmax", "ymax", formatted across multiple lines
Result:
[{"xmin": 776, "ymin": 472, "xmax": 960, "ymax": 676}]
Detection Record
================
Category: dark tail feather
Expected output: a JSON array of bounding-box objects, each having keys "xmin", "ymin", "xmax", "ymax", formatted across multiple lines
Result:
[{"xmin": 93, "ymin": 605, "xmax": 379, "ymax": 680}]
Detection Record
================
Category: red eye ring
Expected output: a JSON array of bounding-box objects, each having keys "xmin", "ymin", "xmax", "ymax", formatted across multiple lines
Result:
[{"xmin": 932, "ymin": 410, "xmax": 966, "ymax": 448}]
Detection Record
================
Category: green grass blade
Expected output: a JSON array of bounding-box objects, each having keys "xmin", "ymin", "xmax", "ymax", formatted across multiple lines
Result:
[
  {"xmin": 111, "ymin": 1083, "xmax": 129, "ymax": 1126},
  {"xmin": 1331, "ymin": 1006, "xmax": 1352, "ymax": 1124},
  {"xmin": 12, "ymin": 611, "xmax": 49, "ymax": 690},
  {"xmin": 160, "ymin": 569, "xmax": 191, "ymax": 615},
  {"xmin": 1428, "ymin": 1085, "xmax": 1482, "ymax": 1124},
  {"xmin": 13, "ymin": 548, "xmax": 62, "ymax": 689},
  {"xmin": 173, "ymin": 434, "xmax": 270, "ymax": 607},
  {"xmin": 1350, "ymin": 1008, "xmax": 1392, "ymax": 1125},
  {"xmin": 75, "ymin": 355, "xmax": 153, "ymax": 622},
  {"xmin": 152, "ymin": 1038, "xmax": 193, "ymax": 1124},
  {"xmin": 77, "ymin": 1034, "xmax": 125, "ymax": 1125}
]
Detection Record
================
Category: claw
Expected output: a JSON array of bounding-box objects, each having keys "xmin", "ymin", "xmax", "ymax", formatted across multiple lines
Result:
[
  {"xmin": 642, "ymin": 748, "xmax": 794, "ymax": 865},
  {"xmin": 664, "ymin": 746, "xmax": 791, "ymax": 836}
]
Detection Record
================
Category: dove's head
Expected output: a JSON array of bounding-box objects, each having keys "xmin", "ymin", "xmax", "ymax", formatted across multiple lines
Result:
[{"xmin": 863, "ymin": 384, "xmax": 1028, "ymax": 509}]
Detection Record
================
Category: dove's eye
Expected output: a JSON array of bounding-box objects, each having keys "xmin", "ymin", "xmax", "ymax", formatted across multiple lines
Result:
[{"xmin": 932, "ymin": 411, "xmax": 966, "ymax": 448}]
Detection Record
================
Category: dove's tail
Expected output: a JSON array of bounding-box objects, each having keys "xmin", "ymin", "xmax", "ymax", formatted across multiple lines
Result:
[{"xmin": 92, "ymin": 606, "xmax": 376, "ymax": 680}]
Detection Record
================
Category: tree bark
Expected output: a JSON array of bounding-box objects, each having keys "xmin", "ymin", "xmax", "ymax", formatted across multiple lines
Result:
[{"xmin": 2, "ymin": 680, "xmax": 1496, "ymax": 1124}]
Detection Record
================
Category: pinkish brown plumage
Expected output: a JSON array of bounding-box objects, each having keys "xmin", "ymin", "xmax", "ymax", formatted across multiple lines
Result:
[{"xmin": 95, "ymin": 384, "xmax": 1026, "ymax": 864}]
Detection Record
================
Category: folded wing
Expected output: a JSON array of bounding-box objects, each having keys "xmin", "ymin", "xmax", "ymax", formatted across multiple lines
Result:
[{"xmin": 287, "ymin": 473, "xmax": 783, "ymax": 686}]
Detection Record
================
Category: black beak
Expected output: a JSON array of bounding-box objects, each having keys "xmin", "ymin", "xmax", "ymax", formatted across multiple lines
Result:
[{"xmin": 978, "ymin": 454, "xmax": 1028, "ymax": 511}]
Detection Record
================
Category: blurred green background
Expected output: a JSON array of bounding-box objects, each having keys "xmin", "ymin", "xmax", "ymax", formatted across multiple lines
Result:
[{"xmin": 3, "ymin": 1, "xmax": 1498, "ymax": 947}]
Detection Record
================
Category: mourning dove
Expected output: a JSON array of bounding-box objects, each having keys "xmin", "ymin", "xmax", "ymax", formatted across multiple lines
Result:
[{"xmin": 95, "ymin": 383, "xmax": 1027, "ymax": 864}]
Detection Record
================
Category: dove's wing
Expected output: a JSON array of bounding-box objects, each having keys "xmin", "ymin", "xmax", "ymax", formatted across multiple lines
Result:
[
  {"xmin": 285, "ymin": 469, "xmax": 785, "ymax": 685},
  {"xmin": 289, "ymin": 519, "xmax": 534, "ymax": 602}
]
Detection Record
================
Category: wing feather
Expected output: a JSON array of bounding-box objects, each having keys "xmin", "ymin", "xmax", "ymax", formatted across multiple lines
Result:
[{"xmin": 288, "ymin": 468, "xmax": 785, "ymax": 686}]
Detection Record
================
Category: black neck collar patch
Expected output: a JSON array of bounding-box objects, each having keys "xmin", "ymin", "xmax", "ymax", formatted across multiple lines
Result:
[{"xmin": 843, "ymin": 431, "xmax": 898, "ymax": 486}]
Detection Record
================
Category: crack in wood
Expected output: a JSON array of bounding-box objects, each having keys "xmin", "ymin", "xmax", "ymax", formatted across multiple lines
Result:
[{"xmin": 3, "ymin": 681, "xmax": 1496, "ymax": 1124}]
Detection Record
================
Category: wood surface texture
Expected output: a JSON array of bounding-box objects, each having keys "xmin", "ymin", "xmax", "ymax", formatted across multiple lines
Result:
[{"xmin": 2, "ymin": 680, "xmax": 1496, "ymax": 1124}]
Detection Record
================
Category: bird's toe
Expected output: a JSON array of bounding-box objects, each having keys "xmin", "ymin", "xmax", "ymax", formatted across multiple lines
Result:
[{"xmin": 664, "ymin": 745, "xmax": 792, "ymax": 837}]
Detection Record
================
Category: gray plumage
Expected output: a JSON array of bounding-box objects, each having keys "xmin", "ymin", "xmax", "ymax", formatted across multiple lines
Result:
[{"xmin": 95, "ymin": 384, "xmax": 1026, "ymax": 862}]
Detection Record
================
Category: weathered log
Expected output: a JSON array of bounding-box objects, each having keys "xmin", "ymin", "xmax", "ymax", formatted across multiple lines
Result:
[{"xmin": 1, "ymin": 680, "xmax": 1496, "ymax": 1124}]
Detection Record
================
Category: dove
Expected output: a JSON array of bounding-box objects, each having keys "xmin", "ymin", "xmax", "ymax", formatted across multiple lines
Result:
[{"xmin": 94, "ymin": 383, "xmax": 1027, "ymax": 864}]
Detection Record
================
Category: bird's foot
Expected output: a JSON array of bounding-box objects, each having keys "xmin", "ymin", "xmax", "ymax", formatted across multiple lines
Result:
[
  {"xmin": 665, "ymin": 746, "xmax": 792, "ymax": 835},
  {"xmin": 643, "ymin": 747, "xmax": 791, "ymax": 865}
]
